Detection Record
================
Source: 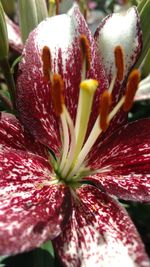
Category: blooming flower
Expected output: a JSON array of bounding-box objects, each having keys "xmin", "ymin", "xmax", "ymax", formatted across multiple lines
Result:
[{"xmin": 0, "ymin": 3, "xmax": 150, "ymax": 267}]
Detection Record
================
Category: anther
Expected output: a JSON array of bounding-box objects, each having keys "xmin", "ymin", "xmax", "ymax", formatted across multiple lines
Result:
[
  {"xmin": 51, "ymin": 74, "xmax": 64, "ymax": 116},
  {"xmin": 123, "ymin": 69, "xmax": 141, "ymax": 112},
  {"xmin": 114, "ymin": 45, "xmax": 124, "ymax": 82},
  {"xmin": 42, "ymin": 46, "xmax": 51, "ymax": 82},
  {"xmin": 80, "ymin": 35, "xmax": 91, "ymax": 73},
  {"xmin": 99, "ymin": 90, "xmax": 112, "ymax": 132}
]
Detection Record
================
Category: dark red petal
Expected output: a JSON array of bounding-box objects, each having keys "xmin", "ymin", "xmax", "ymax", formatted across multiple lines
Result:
[
  {"xmin": 0, "ymin": 149, "xmax": 71, "ymax": 255},
  {"xmin": 16, "ymin": 4, "xmax": 108, "ymax": 153},
  {"xmin": 5, "ymin": 15, "xmax": 23, "ymax": 53},
  {"xmin": 53, "ymin": 185, "xmax": 149, "ymax": 267},
  {"xmin": 86, "ymin": 118, "xmax": 150, "ymax": 202},
  {"xmin": 0, "ymin": 113, "xmax": 46, "ymax": 157}
]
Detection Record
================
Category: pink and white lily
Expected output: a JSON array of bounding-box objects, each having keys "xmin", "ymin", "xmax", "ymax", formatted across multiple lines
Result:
[{"xmin": 0, "ymin": 3, "xmax": 150, "ymax": 266}]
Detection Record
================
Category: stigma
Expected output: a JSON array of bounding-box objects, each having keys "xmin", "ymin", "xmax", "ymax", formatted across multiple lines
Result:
[{"xmin": 41, "ymin": 40, "xmax": 141, "ymax": 183}]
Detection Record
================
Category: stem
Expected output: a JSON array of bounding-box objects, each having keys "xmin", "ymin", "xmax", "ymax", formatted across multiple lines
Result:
[{"xmin": 0, "ymin": 58, "xmax": 16, "ymax": 110}]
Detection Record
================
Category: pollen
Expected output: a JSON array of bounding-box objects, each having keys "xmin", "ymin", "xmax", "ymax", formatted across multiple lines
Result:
[
  {"xmin": 51, "ymin": 73, "xmax": 64, "ymax": 116},
  {"xmin": 123, "ymin": 69, "xmax": 140, "ymax": 112},
  {"xmin": 99, "ymin": 90, "xmax": 112, "ymax": 132},
  {"xmin": 42, "ymin": 46, "xmax": 51, "ymax": 82},
  {"xmin": 80, "ymin": 79, "xmax": 98, "ymax": 93},
  {"xmin": 114, "ymin": 45, "xmax": 124, "ymax": 82},
  {"xmin": 80, "ymin": 34, "xmax": 91, "ymax": 72}
]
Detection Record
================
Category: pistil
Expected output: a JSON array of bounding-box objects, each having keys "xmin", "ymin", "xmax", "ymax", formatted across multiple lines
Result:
[{"xmin": 74, "ymin": 79, "xmax": 98, "ymax": 159}]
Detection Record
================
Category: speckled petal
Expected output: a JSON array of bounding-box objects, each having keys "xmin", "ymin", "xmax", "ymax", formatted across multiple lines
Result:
[
  {"xmin": 67, "ymin": 3, "xmax": 108, "ymax": 133},
  {"xmin": 95, "ymin": 7, "xmax": 142, "ymax": 82},
  {"xmin": 17, "ymin": 3, "xmax": 108, "ymax": 152},
  {"xmin": 93, "ymin": 7, "xmax": 142, "ymax": 136},
  {"xmin": 5, "ymin": 15, "xmax": 23, "ymax": 53},
  {"xmin": 53, "ymin": 185, "xmax": 149, "ymax": 267},
  {"xmin": 86, "ymin": 118, "xmax": 150, "ymax": 202},
  {"xmin": 0, "ymin": 112, "xmax": 46, "ymax": 157},
  {"xmin": 0, "ymin": 148, "xmax": 71, "ymax": 255}
]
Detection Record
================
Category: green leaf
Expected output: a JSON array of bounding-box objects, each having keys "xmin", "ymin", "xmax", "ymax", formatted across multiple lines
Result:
[
  {"xmin": 0, "ymin": 255, "xmax": 7, "ymax": 267},
  {"xmin": 1, "ymin": 0, "xmax": 15, "ymax": 16},
  {"xmin": 18, "ymin": 0, "xmax": 38, "ymax": 43},
  {"xmin": 135, "ymin": 0, "xmax": 150, "ymax": 68},
  {"xmin": 142, "ymin": 48, "xmax": 150, "ymax": 77},
  {"xmin": 35, "ymin": 0, "xmax": 48, "ymax": 22},
  {"xmin": 137, "ymin": 0, "xmax": 148, "ymax": 13},
  {"xmin": 0, "ymin": 2, "xmax": 9, "ymax": 60},
  {"xmin": 41, "ymin": 241, "xmax": 54, "ymax": 258}
]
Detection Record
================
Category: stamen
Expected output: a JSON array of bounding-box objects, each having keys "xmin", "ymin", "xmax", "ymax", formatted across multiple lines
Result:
[
  {"xmin": 67, "ymin": 116, "xmax": 101, "ymax": 180},
  {"xmin": 123, "ymin": 69, "xmax": 141, "ymax": 112},
  {"xmin": 42, "ymin": 46, "xmax": 51, "ymax": 82},
  {"xmin": 61, "ymin": 107, "xmax": 76, "ymax": 178},
  {"xmin": 59, "ymin": 112, "xmax": 69, "ymax": 172},
  {"xmin": 114, "ymin": 45, "xmax": 124, "ymax": 82},
  {"xmin": 80, "ymin": 35, "xmax": 91, "ymax": 79},
  {"xmin": 99, "ymin": 90, "xmax": 112, "ymax": 132},
  {"xmin": 51, "ymin": 73, "xmax": 64, "ymax": 116}
]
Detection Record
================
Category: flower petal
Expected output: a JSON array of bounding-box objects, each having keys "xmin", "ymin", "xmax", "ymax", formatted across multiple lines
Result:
[
  {"xmin": 5, "ymin": 15, "xmax": 23, "ymax": 53},
  {"xmin": 0, "ymin": 112, "xmax": 45, "ymax": 156},
  {"xmin": 53, "ymin": 185, "xmax": 149, "ymax": 267},
  {"xmin": 68, "ymin": 3, "xmax": 108, "ymax": 133},
  {"xmin": 95, "ymin": 7, "xmax": 142, "ymax": 81},
  {"xmin": 93, "ymin": 7, "xmax": 142, "ymax": 135},
  {"xmin": 86, "ymin": 118, "xmax": 150, "ymax": 201},
  {"xmin": 0, "ymin": 148, "xmax": 71, "ymax": 255},
  {"xmin": 17, "ymin": 3, "xmax": 108, "ymax": 152},
  {"xmin": 135, "ymin": 75, "xmax": 150, "ymax": 101}
]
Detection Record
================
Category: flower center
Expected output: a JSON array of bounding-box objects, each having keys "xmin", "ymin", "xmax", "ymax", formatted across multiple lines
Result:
[{"xmin": 41, "ymin": 36, "xmax": 140, "ymax": 184}]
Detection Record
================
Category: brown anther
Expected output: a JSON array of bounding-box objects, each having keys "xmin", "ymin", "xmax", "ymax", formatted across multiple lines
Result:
[
  {"xmin": 114, "ymin": 45, "xmax": 124, "ymax": 82},
  {"xmin": 80, "ymin": 34, "xmax": 91, "ymax": 72},
  {"xmin": 123, "ymin": 69, "xmax": 141, "ymax": 112},
  {"xmin": 51, "ymin": 73, "xmax": 64, "ymax": 116},
  {"xmin": 42, "ymin": 46, "xmax": 51, "ymax": 82},
  {"xmin": 99, "ymin": 90, "xmax": 112, "ymax": 132}
]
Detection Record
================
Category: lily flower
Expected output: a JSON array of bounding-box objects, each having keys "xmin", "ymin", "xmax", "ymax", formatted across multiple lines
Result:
[{"xmin": 0, "ymin": 3, "xmax": 150, "ymax": 266}]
